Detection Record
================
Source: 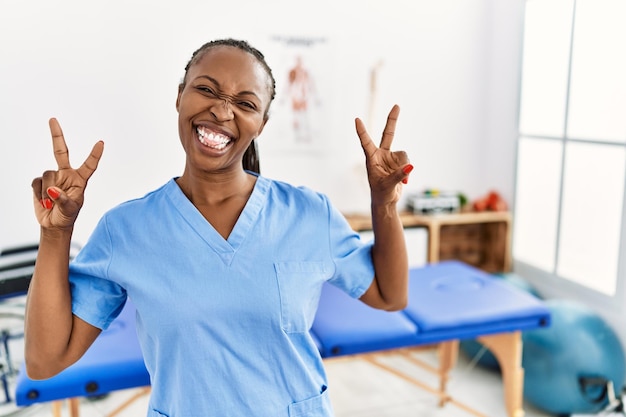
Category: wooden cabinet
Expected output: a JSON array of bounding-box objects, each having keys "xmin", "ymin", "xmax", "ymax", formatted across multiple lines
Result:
[{"xmin": 344, "ymin": 211, "xmax": 512, "ymax": 273}]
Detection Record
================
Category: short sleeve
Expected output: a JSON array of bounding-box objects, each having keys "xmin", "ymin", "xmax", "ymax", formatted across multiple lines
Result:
[
  {"xmin": 325, "ymin": 197, "xmax": 375, "ymax": 299},
  {"xmin": 69, "ymin": 215, "xmax": 127, "ymax": 330}
]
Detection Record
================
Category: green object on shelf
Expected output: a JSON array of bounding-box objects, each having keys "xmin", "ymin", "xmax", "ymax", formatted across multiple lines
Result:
[{"xmin": 458, "ymin": 192, "xmax": 468, "ymax": 207}]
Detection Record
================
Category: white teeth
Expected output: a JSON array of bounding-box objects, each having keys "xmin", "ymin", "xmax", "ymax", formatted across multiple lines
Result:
[{"xmin": 196, "ymin": 127, "xmax": 231, "ymax": 150}]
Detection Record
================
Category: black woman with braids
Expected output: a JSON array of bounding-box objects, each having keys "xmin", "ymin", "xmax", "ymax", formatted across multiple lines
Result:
[{"xmin": 25, "ymin": 38, "xmax": 412, "ymax": 416}]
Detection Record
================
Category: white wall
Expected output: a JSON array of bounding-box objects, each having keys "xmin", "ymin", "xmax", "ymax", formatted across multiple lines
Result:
[{"xmin": 0, "ymin": 0, "xmax": 524, "ymax": 248}]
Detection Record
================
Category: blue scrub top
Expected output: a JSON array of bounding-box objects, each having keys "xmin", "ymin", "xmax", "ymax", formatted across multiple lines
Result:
[{"xmin": 69, "ymin": 176, "xmax": 375, "ymax": 417}]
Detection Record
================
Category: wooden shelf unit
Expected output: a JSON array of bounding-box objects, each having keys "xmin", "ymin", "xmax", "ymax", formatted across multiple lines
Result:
[{"xmin": 344, "ymin": 211, "xmax": 512, "ymax": 273}]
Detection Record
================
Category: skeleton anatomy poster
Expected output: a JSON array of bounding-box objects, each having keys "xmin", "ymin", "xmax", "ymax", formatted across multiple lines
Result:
[{"xmin": 260, "ymin": 35, "xmax": 331, "ymax": 154}]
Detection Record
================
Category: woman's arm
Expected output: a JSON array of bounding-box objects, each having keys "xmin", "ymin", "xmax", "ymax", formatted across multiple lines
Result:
[
  {"xmin": 24, "ymin": 118, "xmax": 104, "ymax": 379},
  {"xmin": 25, "ymin": 228, "xmax": 102, "ymax": 379},
  {"xmin": 355, "ymin": 105, "xmax": 412, "ymax": 311}
]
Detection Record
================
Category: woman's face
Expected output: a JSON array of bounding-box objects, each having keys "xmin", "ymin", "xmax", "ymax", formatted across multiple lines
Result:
[{"xmin": 176, "ymin": 46, "xmax": 271, "ymax": 174}]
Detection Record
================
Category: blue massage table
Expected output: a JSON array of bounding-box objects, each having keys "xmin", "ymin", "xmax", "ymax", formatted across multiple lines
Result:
[
  {"xmin": 15, "ymin": 299, "xmax": 150, "ymax": 417},
  {"xmin": 313, "ymin": 260, "xmax": 550, "ymax": 417},
  {"xmin": 14, "ymin": 260, "xmax": 550, "ymax": 417}
]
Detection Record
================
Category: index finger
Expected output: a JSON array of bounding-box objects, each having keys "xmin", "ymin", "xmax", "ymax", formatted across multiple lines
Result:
[
  {"xmin": 49, "ymin": 118, "xmax": 71, "ymax": 170},
  {"xmin": 355, "ymin": 117, "xmax": 378, "ymax": 156},
  {"xmin": 379, "ymin": 104, "xmax": 400, "ymax": 151}
]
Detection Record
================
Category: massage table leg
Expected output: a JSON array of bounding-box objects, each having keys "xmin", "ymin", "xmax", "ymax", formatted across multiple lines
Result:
[
  {"xmin": 359, "ymin": 346, "xmax": 488, "ymax": 417},
  {"xmin": 70, "ymin": 398, "xmax": 80, "ymax": 417},
  {"xmin": 478, "ymin": 331, "xmax": 524, "ymax": 417},
  {"xmin": 362, "ymin": 351, "xmax": 443, "ymax": 399},
  {"xmin": 52, "ymin": 401, "xmax": 62, "ymax": 417},
  {"xmin": 107, "ymin": 387, "xmax": 151, "ymax": 417},
  {"xmin": 50, "ymin": 398, "xmax": 80, "ymax": 417},
  {"xmin": 357, "ymin": 350, "xmax": 441, "ymax": 395},
  {"xmin": 47, "ymin": 388, "xmax": 150, "ymax": 417},
  {"xmin": 437, "ymin": 340, "xmax": 459, "ymax": 406},
  {"xmin": 358, "ymin": 334, "xmax": 523, "ymax": 417}
]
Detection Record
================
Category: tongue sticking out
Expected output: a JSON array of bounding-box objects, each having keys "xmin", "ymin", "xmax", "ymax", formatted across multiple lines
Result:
[{"xmin": 197, "ymin": 126, "xmax": 231, "ymax": 150}]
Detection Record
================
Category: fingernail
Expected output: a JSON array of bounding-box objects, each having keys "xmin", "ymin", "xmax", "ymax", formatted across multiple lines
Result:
[
  {"xmin": 43, "ymin": 198, "xmax": 53, "ymax": 210},
  {"xmin": 402, "ymin": 178, "xmax": 408, "ymax": 184},
  {"xmin": 402, "ymin": 164, "xmax": 414, "ymax": 175},
  {"xmin": 47, "ymin": 187, "xmax": 60, "ymax": 199},
  {"xmin": 40, "ymin": 199, "xmax": 46, "ymax": 208}
]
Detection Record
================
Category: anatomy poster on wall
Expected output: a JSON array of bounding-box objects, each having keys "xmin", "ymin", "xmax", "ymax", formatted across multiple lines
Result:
[{"xmin": 259, "ymin": 35, "xmax": 332, "ymax": 154}]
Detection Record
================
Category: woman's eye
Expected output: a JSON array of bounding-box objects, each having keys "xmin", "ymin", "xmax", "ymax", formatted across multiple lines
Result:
[
  {"xmin": 198, "ymin": 86, "xmax": 216, "ymax": 96},
  {"xmin": 238, "ymin": 101, "xmax": 255, "ymax": 110}
]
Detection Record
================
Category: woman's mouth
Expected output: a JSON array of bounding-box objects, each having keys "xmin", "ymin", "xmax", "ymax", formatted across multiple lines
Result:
[{"xmin": 196, "ymin": 126, "xmax": 232, "ymax": 150}]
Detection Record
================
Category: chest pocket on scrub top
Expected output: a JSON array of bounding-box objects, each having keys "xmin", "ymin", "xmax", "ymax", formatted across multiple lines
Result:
[{"xmin": 274, "ymin": 261, "xmax": 328, "ymax": 333}]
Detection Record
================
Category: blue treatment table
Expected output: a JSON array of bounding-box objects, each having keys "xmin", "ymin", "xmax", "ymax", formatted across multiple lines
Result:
[
  {"xmin": 15, "ymin": 261, "xmax": 550, "ymax": 417},
  {"xmin": 312, "ymin": 260, "xmax": 550, "ymax": 417},
  {"xmin": 15, "ymin": 299, "xmax": 150, "ymax": 417}
]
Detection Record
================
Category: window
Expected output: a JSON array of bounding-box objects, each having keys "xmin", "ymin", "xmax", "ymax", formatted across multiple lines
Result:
[{"xmin": 514, "ymin": 0, "xmax": 626, "ymax": 300}]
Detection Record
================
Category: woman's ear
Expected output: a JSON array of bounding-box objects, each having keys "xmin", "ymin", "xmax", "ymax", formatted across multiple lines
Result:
[
  {"xmin": 255, "ymin": 115, "xmax": 269, "ymax": 139},
  {"xmin": 176, "ymin": 84, "xmax": 184, "ymax": 112}
]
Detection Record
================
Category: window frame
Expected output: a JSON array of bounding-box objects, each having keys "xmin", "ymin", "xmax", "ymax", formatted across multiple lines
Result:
[{"xmin": 513, "ymin": 0, "xmax": 626, "ymax": 317}]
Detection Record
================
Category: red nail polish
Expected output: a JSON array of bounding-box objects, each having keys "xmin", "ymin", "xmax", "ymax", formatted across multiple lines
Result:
[
  {"xmin": 43, "ymin": 198, "xmax": 53, "ymax": 210},
  {"xmin": 40, "ymin": 199, "xmax": 46, "ymax": 208},
  {"xmin": 47, "ymin": 187, "xmax": 60, "ymax": 199},
  {"xmin": 402, "ymin": 178, "xmax": 408, "ymax": 184},
  {"xmin": 402, "ymin": 164, "xmax": 414, "ymax": 175}
]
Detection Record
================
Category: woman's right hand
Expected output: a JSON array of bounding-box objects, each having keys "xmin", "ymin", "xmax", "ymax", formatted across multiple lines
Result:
[{"xmin": 31, "ymin": 118, "xmax": 104, "ymax": 231}]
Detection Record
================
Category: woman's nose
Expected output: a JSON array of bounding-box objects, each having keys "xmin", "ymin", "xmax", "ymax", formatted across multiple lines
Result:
[{"xmin": 210, "ymin": 99, "xmax": 234, "ymax": 121}]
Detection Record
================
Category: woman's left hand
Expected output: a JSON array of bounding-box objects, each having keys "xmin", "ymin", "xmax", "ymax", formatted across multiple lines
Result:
[{"xmin": 355, "ymin": 104, "xmax": 412, "ymax": 206}]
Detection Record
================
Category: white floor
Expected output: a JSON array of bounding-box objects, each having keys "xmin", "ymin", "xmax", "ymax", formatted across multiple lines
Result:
[{"xmin": 0, "ymin": 298, "xmax": 621, "ymax": 417}]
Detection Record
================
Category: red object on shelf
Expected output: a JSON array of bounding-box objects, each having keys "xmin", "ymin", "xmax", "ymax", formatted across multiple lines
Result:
[{"xmin": 473, "ymin": 191, "xmax": 508, "ymax": 212}]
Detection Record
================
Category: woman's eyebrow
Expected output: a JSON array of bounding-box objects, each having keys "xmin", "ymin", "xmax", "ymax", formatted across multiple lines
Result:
[
  {"xmin": 194, "ymin": 75, "xmax": 260, "ymax": 99},
  {"xmin": 195, "ymin": 75, "xmax": 220, "ymax": 85}
]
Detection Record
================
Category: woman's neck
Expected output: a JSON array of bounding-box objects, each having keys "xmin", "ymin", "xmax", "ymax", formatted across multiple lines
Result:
[{"xmin": 175, "ymin": 170, "xmax": 257, "ymax": 239}]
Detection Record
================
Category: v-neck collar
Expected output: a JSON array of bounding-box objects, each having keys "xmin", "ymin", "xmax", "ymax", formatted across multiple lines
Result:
[{"xmin": 164, "ymin": 175, "xmax": 270, "ymax": 266}]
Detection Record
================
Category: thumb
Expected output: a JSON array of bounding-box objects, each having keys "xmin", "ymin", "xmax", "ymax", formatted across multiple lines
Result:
[
  {"xmin": 44, "ymin": 186, "xmax": 81, "ymax": 227},
  {"xmin": 46, "ymin": 185, "xmax": 78, "ymax": 217}
]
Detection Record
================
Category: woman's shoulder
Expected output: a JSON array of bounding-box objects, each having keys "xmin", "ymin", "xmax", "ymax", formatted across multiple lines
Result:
[
  {"xmin": 263, "ymin": 176, "xmax": 328, "ymax": 206},
  {"xmin": 102, "ymin": 179, "xmax": 175, "ymax": 218}
]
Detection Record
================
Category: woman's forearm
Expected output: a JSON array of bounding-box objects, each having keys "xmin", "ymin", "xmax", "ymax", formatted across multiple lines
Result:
[
  {"xmin": 369, "ymin": 202, "xmax": 409, "ymax": 310},
  {"xmin": 24, "ymin": 227, "xmax": 77, "ymax": 378}
]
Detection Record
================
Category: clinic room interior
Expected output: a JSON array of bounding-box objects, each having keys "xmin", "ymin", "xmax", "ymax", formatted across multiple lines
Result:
[{"xmin": 1, "ymin": 0, "xmax": 625, "ymax": 416}]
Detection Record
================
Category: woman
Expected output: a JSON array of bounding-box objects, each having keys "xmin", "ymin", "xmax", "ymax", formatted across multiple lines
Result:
[{"xmin": 25, "ymin": 38, "xmax": 412, "ymax": 416}]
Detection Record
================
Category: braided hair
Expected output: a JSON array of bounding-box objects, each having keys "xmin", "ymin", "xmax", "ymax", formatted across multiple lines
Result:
[{"xmin": 180, "ymin": 39, "xmax": 277, "ymax": 174}]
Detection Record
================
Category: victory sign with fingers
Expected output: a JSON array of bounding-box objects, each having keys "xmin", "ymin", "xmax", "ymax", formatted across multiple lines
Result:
[
  {"xmin": 31, "ymin": 118, "xmax": 104, "ymax": 230},
  {"xmin": 355, "ymin": 104, "xmax": 413, "ymax": 207}
]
